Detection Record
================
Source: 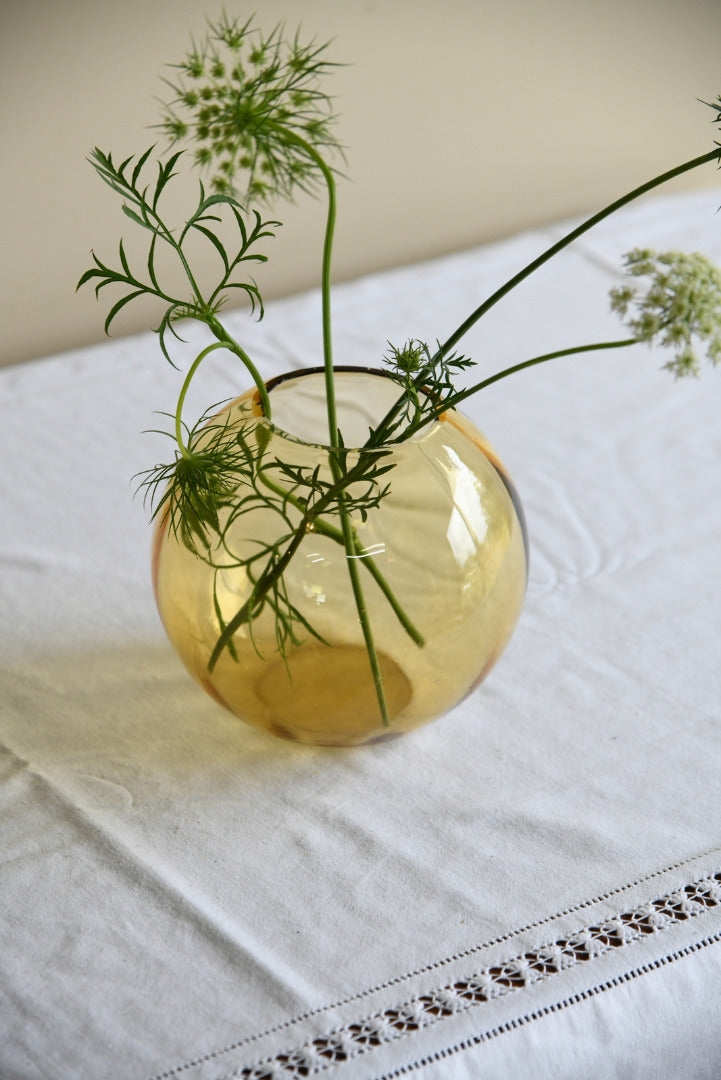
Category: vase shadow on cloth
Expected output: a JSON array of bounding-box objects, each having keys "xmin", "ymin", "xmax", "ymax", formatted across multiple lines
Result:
[{"xmin": 0, "ymin": 639, "xmax": 351, "ymax": 795}]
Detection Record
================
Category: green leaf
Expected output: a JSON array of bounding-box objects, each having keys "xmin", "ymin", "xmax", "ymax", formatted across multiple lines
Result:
[
  {"xmin": 152, "ymin": 150, "xmax": 184, "ymax": 210},
  {"xmin": 104, "ymin": 289, "xmax": 146, "ymax": 335},
  {"xmin": 147, "ymin": 231, "xmax": 160, "ymax": 292},
  {"xmin": 76, "ymin": 261, "xmax": 105, "ymax": 291},
  {"xmin": 211, "ymin": 280, "xmax": 264, "ymax": 317},
  {"xmin": 122, "ymin": 203, "xmax": 150, "ymax": 229},
  {"xmin": 118, "ymin": 238, "xmax": 132, "ymax": 279},
  {"xmin": 131, "ymin": 145, "xmax": 155, "ymax": 188},
  {"xmin": 192, "ymin": 223, "xmax": 230, "ymax": 272},
  {"xmin": 155, "ymin": 305, "xmax": 187, "ymax": 367}
]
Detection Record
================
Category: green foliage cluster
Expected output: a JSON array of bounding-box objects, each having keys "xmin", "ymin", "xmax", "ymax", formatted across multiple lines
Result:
[
  {"xmin": 77, "ymin": 146, "xmax": 277, "ymax": 404},
  {"xmin": 79, "ymin": 12, "xmax": 721, "ymax": 726}
]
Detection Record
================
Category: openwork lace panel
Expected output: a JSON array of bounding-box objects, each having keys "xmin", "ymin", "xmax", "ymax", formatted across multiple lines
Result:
[{"xmin": 233, "ymin": 871, "xmax": 721, "ymax": 1080}]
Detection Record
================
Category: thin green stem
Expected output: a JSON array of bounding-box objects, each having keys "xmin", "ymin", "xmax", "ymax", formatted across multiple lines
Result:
[
  {"xmin": 174, "ymin": 342, "xmax": 228, "ymax": 456},
  {"xmin": 172, "ymin": 239, "xmax": 205, "ymax": 308},
  {"xmin": 206, "ymin": 315, "xmax": 272, "ymax": 418},
  {"xmin": 272, "ymin": 125, "xmax": 339, "ymax": 444},
  {"xmin": 208, "ymin": 518, "xmax": 309, "ymax": 672},
  {"xmin": 207, "ymin": 448, "xmax": 377, "ymax": 670},
  {"xmin": 318, "ymin": 159, "xmax": 338, "ymax": 445},
  {"xmin": 438, "ymin": 149, "xmax": 721, "ymax": 358},
  {"xmin": 207, "ymin": 442, "xmax": 421, "ymax": 722},
  {"xmin": 336, "ymin": 504, "xmax": 391, "ymax": 726},
  {"xmin": 258, "ymin": 470, "xmax": 426, "ymax": 646},
  {"xmin": 365, "ymin": 148, "xmax": 721, "ymax": 447},
  {"xmin": 270, "ymin": 123, "xmax": 392, "ymax": 724},
  {"xmin": 174, "ymin": 333, "xmax": 272, "ymax": 459},
  {"xmin": 340, "ymin": 528, "xmax": 426, "ymax": 647},
  {"xmin": 138, "ymin": 195, "xmax": 207, "ymax": 308},
  {"xmin": 403, "ymin": 338, "xmax": 637, "ymax": 435},
  {"xmin": 443, "ymin": 338, "xmax": 638, "ymax": 411}
]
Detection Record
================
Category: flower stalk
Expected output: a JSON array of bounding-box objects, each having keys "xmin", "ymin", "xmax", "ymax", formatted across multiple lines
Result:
[
  {"xmin": 439, "ymin": 149, "xmax": 721, "ymax": 360},
  {"xmin": 79, "ymin": 13, "xmax": 721, "ymax": 731}
]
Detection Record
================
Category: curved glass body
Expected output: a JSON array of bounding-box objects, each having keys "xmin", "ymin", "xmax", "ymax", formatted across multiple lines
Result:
[{"xmin": 153, "ymin": 369, "xmax": 528, "ymax": 746}]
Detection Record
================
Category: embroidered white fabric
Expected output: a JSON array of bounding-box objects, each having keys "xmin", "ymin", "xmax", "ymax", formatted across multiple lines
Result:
[{"xmin": 1, "ymin": 190, "xmax": 720, "ymax": 1080}]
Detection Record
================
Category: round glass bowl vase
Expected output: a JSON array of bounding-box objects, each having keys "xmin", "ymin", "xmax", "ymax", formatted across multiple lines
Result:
[{"xmin": 152, "ymin": 368, "xmax": 528, "ymax": 746}]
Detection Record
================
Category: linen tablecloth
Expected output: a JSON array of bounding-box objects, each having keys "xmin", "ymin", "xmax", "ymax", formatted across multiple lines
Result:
[{"xmin": 1, "ymin": 189, "xmax": 720, "ymax": 1079}]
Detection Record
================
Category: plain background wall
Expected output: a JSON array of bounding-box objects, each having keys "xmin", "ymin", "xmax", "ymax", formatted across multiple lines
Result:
[{"xmin": 2, "ymin": 0, "xmax": 721, "ymax": 368}]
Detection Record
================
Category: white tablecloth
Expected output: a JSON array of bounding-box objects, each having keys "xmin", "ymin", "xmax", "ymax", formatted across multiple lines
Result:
[{"xmin": 2, "ymin": 189, "xmax": 720, "ymax": 1079}]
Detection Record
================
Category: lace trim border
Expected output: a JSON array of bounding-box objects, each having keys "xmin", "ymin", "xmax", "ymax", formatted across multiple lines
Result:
[
  {"xmin": 148, "ymin": 849, "xmax": 721, "ymax": 1080},
  {"xmin": 372, "ymin": 930, "xmax": 721, "ymax": 1080},
  {"xmin": 234, "ymin": 871, "xmax": 721, "ymax": 1080}
]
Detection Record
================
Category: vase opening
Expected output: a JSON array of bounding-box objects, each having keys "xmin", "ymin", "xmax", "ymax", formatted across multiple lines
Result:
[{"xmin": 260, "ymin": 366, "xmax": 433, "ymax": 450}]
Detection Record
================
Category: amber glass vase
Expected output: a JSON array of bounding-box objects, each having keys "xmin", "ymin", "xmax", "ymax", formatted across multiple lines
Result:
[{"xmin": 152, "ymin": 369, "xmax": 528, "ymax": 746}]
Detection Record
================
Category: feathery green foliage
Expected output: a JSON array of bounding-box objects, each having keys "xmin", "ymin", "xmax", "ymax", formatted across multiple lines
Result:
[
  {"xmin": 378, "ymin": 340, "xmax": 474, "ymax": 440},
  {"xmin": 80, "ymin": 11, "xmax": 721, "ymax": 726},
  {"xmin": 77, "ymin": 147, "xmax": 277, "ymax": 373}
]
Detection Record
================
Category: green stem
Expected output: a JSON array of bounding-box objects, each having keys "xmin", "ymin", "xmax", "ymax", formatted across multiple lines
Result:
[
  {"xmin": 272, "ymin": 127, "xmax": 339, "ymax": 443},
  {"xmin": 367, "ymin": 148, "xmax": 721, "ymax": 446},
  {"xmin": 438, "ymin": 148, "xmax": 721, "ymax": 358},
  {"xmin": 430, "ymin": 338, "xmax": 638, "ymax": 420},
  {"xmin": 174, "ymin": 342, "xmax": 228, "ymax": 456},
  {"xmin": 174, "ymin": 334, "xmax": 271, "ymax": 458},
  {"xmin": 206, "ymin": 315, "xmax": 272, "ymax": 419},
  {"xmin": 207, "ymin": 444, "xmax": 420, "ymax": 721},
  {"xmin": 207, "ymin": 449, "xmax": 378, "ymax": 670},
  {"xmin": 340, "ymin": 527, "xmax": 425, "ymax": 648},
  {"xmin": 142, "ymin": 200, "xmax": 206, "ymax": 309},
  {"xmin": 271, "ymin": 124, "xmax": 392, "ymax": 725},
  {"xmin": 337, "ymin": 505, "xmax": 391, "ymax": 726},
  {"xmin": 258, "ymin": 471, "xmax": 426, "ymax": 646},
  {"xmin": 316, "ymin": 155, "xmax": 339, "ymax": 446},
  {"xmin": 208, "ymin": 519, "xmax": 309, "ymax": 672}
]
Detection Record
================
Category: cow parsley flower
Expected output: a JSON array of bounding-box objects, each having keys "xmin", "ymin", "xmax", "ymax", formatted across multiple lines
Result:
[
  {"xmin": 158, "ymin": 12, "xmax": 343, "ymax": 202},
  {"xmin": 610, "ymin": 249, "xmax": 721, "ymax": 376}
]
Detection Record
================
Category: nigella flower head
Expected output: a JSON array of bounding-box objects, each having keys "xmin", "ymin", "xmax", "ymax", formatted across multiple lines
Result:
[{"xmin": 158, "ymin": 11, "xmax": 343, "ymax": 203}]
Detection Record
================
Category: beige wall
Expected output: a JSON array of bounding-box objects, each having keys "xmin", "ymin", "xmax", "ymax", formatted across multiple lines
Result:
[{"xmin": 2, "ymin": 0, "xmax": 720, "ymax": 368}]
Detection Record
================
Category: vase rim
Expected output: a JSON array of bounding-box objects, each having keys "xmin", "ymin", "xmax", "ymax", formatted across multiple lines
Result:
[{"xmin": 253, "ymin": 365, "xmax": 444, "ymax": 452}]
